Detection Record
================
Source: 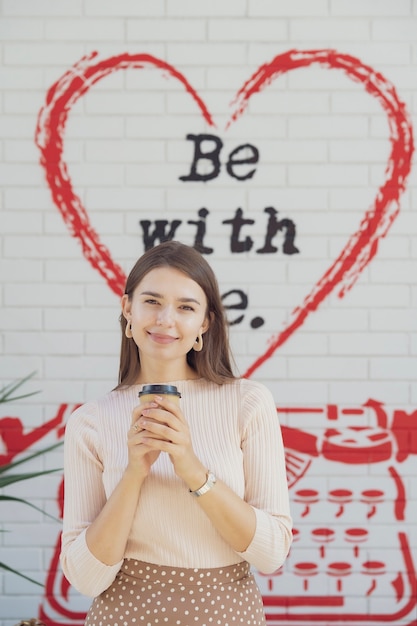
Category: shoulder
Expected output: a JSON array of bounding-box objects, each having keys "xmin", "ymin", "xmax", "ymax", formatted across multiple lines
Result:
[
  {"xmin": 66, "ymin": 388, "xmax": 128, "ymax": 431},
  {"xmin": 238, "ymin": 378, "xmax": 275, "ymax": 404}
]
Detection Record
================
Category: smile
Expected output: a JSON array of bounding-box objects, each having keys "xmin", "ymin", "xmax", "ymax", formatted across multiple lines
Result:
[{"xmin": 148, "ymin": 332, "xmax": 178, "ymax": 344}]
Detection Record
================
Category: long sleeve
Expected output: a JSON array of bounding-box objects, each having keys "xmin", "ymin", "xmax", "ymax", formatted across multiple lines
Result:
[
  {"xmin": 60, "ymin": 403, "xmax": 123, "ymax": 597},
  {"xmin": 235, "ymin": 380, "xmax": 293, "ymax": 573}
]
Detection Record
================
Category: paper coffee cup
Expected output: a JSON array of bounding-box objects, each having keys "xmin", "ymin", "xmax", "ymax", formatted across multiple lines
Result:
[{"xmin": 138, "ymin": 384, "xmax": 181, "ymax": 406}]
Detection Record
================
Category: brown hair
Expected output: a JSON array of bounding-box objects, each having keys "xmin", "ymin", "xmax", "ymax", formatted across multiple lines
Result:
[{"xmin": 116, "ymin": 241, "xmax": 236, "ymax": 387}]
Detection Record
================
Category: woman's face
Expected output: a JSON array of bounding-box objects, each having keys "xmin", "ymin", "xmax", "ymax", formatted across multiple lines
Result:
[{"xmin": 122, "ymin": 267, "xmax": 209, "ymax": 364}]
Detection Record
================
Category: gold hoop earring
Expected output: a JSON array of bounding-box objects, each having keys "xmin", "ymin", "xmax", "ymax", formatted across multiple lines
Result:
[
  {"xmin": 125, "ymin": 320, "xmax": 133, "ymax": 339},
  {"xmin": 193, "ymin": 333, "xmax": 203, "ymax": 352}
]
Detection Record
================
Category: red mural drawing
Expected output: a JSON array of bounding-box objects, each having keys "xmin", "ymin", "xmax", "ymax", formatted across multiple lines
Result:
[
  {"xmin": 4, "ymin": 47, "xmax": 414, "ymax": 625},
  {"xmin": 1, "ymin": 401, "xmax": 416, "ymax": 624},
  {"xmin": 34, "ymin": 48, "xmax": 414, "ymax": 379}
]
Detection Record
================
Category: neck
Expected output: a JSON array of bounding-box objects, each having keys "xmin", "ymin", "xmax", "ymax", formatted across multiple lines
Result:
[{"xmin": 137, "ymin": 357, "xmax": 197, "ymax": 384}]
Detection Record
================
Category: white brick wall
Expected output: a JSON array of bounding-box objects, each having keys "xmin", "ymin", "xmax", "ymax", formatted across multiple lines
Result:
[{"xmin": 0, "ymin": 1, "xmax": 416, "ymax": 624}]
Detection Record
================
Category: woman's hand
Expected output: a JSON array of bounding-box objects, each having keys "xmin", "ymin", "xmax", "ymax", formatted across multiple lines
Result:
[
  {"xmin": 135, "ymin": 395, "xmax": 206, "ymax": 487},
  {"xmin": 127, "ymin": 401, "xmax": 163, "ymax": 476}
]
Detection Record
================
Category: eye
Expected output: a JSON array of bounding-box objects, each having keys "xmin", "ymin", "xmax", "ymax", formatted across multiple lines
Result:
[
  {"xmin": 144, "ymin": 298, "xmax": 159, "ymax": 305},
  {"xmin": 180, "ymin": 304, "xmax": 195, "ymax": 312}
]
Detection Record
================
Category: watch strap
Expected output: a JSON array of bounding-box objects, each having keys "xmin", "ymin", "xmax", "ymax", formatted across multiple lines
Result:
[{"xmin": 189, "ymin": 470, "xmax": 217, "ymax": 497}]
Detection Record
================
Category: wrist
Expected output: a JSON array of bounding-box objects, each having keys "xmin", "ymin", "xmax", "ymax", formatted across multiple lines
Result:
[{"xmin": 189, "ymin": 470, "xmax": 217, "ymax": 497}]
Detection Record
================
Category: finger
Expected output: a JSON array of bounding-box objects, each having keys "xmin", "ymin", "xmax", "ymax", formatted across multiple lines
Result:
[
  {"xmin": 130, "ymin": 401, "xmax": 158, "ymax": 426},
  {"xmin": 140, "ymin": 417, "xmax": 174, "ymax": 441},
  {"xmin": 152, "ymin": 395, "xmax": 185, "ymax": 422}
]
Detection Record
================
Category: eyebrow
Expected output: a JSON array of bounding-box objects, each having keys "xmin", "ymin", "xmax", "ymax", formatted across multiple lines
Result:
[{"xmin": 140, "ymin": 290, "xmax": 201, "ymax": 305}]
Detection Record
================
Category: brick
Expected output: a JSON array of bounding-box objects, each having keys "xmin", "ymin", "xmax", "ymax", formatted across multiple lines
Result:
[
  {"xmin": 5, "ymin": 283, "xmax": 84, "ymax": 307},
  {"xmin": 249, "ymin": 0, "xmax": 328, "ymax": 16},
  {"xmin": 45, "ymin": 18, "xmax": 124, "ymax": 41},
  {"xmin": 248, "ymin": 92, "xmax": 329, "ymax": 114},
  {"xmin": 288, "ymin": 115, "xmax": 368, "ymax": 139},
  {"xmin": 128, "ymin": 19, "xmax": 205, "ymax": 42},
  {"xmin": 0, "ymin": 356, "xmax": 42, "ymax": 379},
  {"xmin": 63, "ymin": 116, "xmax": 124, "ymax": 138},
  {"xmin": 253, "ymin": 332, "xmax": 328, "ymax": 356},
  {"xmin": 4, "ymin": 138, "xmax": 43, "ymax": 160},
  {"xmin": 0, "ymin": 163, "xmax": 43, "ymax": 186},
  {"xmin": 329, "ymin": 332, "xmax": 408, "ymax": 355},
  {"xmin": 0, "ymin": 115, "xmax": 40, "ymax": 139},
  {"xmin": 289, "ymin": 163, "xmax": 368, "ymax": 186},
  {"xmin": 329, "ymin": 381, "xmax": 409, "ymax": 404},
  {"xmin": 0, "ymin": 259, "xmax": 43, "ymax": 281},
  {"xmin": 3, "ymin": 236, "xmax": 85, "ymax": 259},
  {"xmin": 0, "ymin": 68, "xmax": 42, "ymax": 93},
  {"xmin": 370, "ymin": 357, "xmax": 417, "ymax": 380},
  {"xmin": 45, "ymin": 355, "xmax": 118, "ymax": 380},
  {"xmin": 125, "ymin": 65, "xmax": 205, "ymax": 91},
  {"xmin": 4, "ymin": 187, "xmax": 53, "ymax": 209},
  {"xmin": 4, "ymin": 42, "xmax": 85, "ymax": 65},
  {"xmin": 0, "ymin": 18, "xmax": 44, "ymax": 40},
  {"xmin": 266, "ymin": 380, "xmax": 329, "ymax": 404},
  {"xmin": 40, "ymin": 380, "xmax": 84, "ymax": 404},
  {"xmin": 1, "ymin": 211, "xmax": 42, "ymax": 234},
  {"xmin": 290, "ymin": 19, "xmax": 370, "ymax": 41},
  {"xmin": 87, "ymin": 186, "xmax": 164, "ymax": 211},
  {"xmin": 329, "ymin": 139, "xmax": 389, "ymax": 162},
  {"xmin": 126, "ymin": 114, "xmax": 203, "ymax": 139},
  {"xmin": 288, "ymin": 356, "xmax": 367, "ymax": 379},
  {"xmin": 372, "ymin": 18, "xmax": 417, "ymax": 41},
  {"xmin": 331, "ymin": 0, "xmax": 411, "ymax": 16},
  {"xmin": 5, "ymin": 332, "xmax": 84, "ymax": 355},
  {"xmin": 61, "ymin": 163, "xmax": 124, "ymax": 186},
  {"xmin": 166, "ymin": 0, "xmax": 247, "ymax": 17},
  {"xmin": 370, "ymin": 309, "xmax": 417, "ymax": 332},
  {"xmin": 85, "ymin": 379, "xmax": 120, "ymax": 399},
  {"xmin": 207, "ymin": 66, "xmax": 263, "ymax": 89},
  {"xmin": 301, "ymin": 308, "xmax": 369, "ymax": 332},
  {"xmin": 209, "ymin": 19, "xmax": 287, "ymax": 41},
  {"xmin": 85, "ymin": 91, "xmax": 165, "ymax": 115},
  {"xmin": 167, "ymin": 43, "xmax": 245, "ymax": 66},
  {"xmin": 338, "ymin": 42, "xmax": 411, "ymax": 65},
  {"xmin": 85, "ymin": 331, "xmax": 120, "ymax": 355},
  {"xmin": 370, "ymin": 260, "xmax": 416, "ymax": 283},
  {"xmin": 0, "ymin": 307, "xmax": 43, "ymax": 331},
  {"xmin": 86, "ymin": 0, "xmax": 164, "ymax": 16},
  {"xmin": 2, "ymin": 0, "xmax": 82, "ymax": 15},
  {"xmin": 86, "ymin": 140, "xmax": 164, "ymax": 163},
  {"xmin": 331, "ymin": 90, "xmax": 397, "ymax": 114}
]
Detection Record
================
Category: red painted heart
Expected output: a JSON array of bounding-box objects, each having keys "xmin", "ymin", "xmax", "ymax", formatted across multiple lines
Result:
[{"xmin": 35, "ymin": 49, "xmax": 414, "ymax": 378}]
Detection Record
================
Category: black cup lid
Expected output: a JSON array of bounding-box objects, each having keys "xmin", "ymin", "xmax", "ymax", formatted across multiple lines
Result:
[{"xmin": 139, "ymin": 384, "xmax": 181, "ymax": 398}]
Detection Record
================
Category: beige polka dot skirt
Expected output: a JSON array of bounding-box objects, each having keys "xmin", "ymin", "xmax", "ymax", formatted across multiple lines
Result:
[{"xmin": 84, "ymin": 559, "xmax": 267, "ymax": 625}]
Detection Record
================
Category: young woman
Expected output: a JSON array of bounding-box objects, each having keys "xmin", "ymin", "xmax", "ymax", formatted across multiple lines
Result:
[{"xmin": 61, "ymin": 241, "xmax": 292, "ymax": 626}]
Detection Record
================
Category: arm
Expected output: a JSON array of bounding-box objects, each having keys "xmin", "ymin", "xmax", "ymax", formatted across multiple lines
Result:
[
  {"xmin": 60, "ymin": 400, "xmax": 158, "ymax": 597},
  {"xmin": 235, "ymin": 381, "xmax": 293, "ymax": 572},
  {"xmin": 60, "ymin": 404, "xmax": 123, "ymax": 597}
]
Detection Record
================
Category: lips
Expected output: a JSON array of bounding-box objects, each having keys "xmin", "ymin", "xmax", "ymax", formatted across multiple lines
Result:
[{"xmin": 148, "ymin": 332, "xmax": 178, "ymax": 345}]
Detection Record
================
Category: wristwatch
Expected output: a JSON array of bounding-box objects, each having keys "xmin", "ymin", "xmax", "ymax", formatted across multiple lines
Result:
[{"xmin": 189, "ymin": 470, "xmax": 217, "ymax": 497}]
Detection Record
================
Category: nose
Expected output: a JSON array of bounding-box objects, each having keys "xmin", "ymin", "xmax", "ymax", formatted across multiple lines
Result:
[{"xmin": 156, "ymin": 305, "xmax": 175, "ymax": 326}]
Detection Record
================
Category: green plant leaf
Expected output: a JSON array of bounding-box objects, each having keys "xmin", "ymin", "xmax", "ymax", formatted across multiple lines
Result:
[
  {"xmin": 0, "ymin": 561, "xmax": 43, "ymax": 586},
  {"xmin": 0, "ymin": 371, "xmax": 40, "ymax": 404},
  {"xmin": 0, "ymin": 441, "xmax": 63, "ymax": 475},
  {"xmin": 0, "ymin": 495, "xmax": 60, "ymax": 521},
  {"xmin": 0, "ymin": 468, "xmax": 62, "ymax": 488}
]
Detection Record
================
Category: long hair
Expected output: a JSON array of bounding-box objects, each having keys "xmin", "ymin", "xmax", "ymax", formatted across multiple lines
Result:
[{"xmin": 116, "ymin": 241, "xmax": 236, "ymax": 387}]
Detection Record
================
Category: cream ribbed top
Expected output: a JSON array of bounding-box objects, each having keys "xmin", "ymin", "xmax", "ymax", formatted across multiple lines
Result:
[{"xmin": 61, "ymin": 378, "xmax": 292, "ymax": 597}]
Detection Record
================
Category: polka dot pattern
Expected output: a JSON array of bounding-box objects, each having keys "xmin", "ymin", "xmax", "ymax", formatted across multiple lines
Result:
[{"xmin": 84, "ymin": 559, "xmax": 266, "ymax": 625}]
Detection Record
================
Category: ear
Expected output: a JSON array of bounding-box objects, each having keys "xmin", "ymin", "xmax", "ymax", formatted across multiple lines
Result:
[
  {"xmin": 121, "ymin": 294, "xmax": 131, "ymax": 321},
  {"xmin": 201, "ymin": 311, "xmax": 213, "ymax": 335}
]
